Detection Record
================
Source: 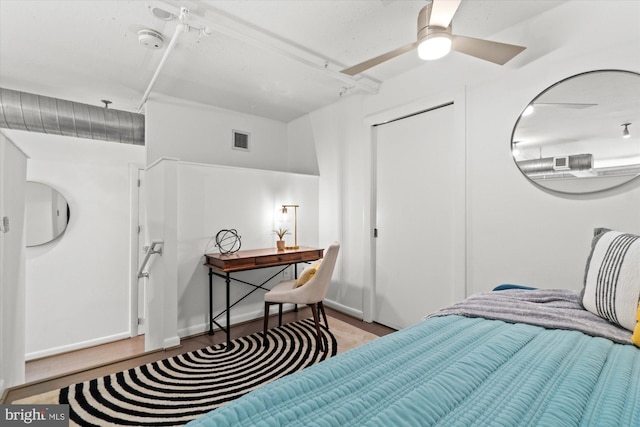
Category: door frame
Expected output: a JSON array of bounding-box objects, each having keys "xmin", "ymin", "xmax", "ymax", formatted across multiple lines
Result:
[
  {"xmin": 362, "ymin": 87, "xmax": 467, "ymax": 323},
  {"xmin": 129, "ymin": 165, "xmax": 145, "ymax": 337}
]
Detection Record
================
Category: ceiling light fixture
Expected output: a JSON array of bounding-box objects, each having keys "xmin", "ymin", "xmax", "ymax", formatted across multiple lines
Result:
[
  {"xmin": 522, "ymin": 104, "xmax": 534, "ymax": 117},
  {"xmin": 418, "ymin": 30, "xmax": 452, "ymax": 60},
  {"xmin": 342, "ymin": 1, "xmax": 526, "ymax": 75},
  {"xmin": 622, "ymin": 123, "xmax": 631, "ymax": 139},
  {"xmin": 512, "ymin": 141, "xmax": 520, "ymax": 156}
]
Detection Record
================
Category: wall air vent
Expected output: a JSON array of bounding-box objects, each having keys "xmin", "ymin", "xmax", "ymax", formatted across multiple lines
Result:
[
  {"xmin": 232, "ymin": 130, "xmax": 250, "ymax": 151},
  {"xmin": 552, "ymin": 156, "xmax": 570, "ymax": 171},
  {"xmin": 517, "ymin": 154, "xmax": 594, "ymax": 174}
]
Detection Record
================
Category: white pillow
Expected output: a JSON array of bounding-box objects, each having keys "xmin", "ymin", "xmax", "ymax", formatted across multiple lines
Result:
[{"xmin": 582, "ymin": 228, "xmax": 640, "ymax": 331}]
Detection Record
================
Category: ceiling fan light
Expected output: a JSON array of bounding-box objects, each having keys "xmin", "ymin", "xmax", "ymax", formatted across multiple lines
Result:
[
  {"xmin": 418, "ymin": 34, "xmax": 452, "ymax": 60},
  {"xmin": 512, "ymin": 141, "xmax": 520, "ymax": 156}
]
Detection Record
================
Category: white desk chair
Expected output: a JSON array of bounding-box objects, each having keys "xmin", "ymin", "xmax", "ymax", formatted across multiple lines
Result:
[{"xmin": 263, "ymin": 242, "xmax": 340, "ymax": 351}]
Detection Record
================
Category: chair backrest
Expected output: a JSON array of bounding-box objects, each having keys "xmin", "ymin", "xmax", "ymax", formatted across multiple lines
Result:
[{"xmin": 300, "ymin": 242, "xmax": 340, "ymax": 303}]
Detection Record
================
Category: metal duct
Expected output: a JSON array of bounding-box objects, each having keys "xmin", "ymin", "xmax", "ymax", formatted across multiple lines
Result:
[
  {"xmin": 517, "ymin": 154, "xmax": 593, "ymax": 174},
  {"xmin": 0, "ymin": 87, "xmax": 144, "ymax": 145}
]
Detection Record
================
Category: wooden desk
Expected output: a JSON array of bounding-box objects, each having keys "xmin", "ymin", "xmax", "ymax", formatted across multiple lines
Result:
[{"xmin": 204, "ymin": 246, "xmax": 323, "ymax": 348}]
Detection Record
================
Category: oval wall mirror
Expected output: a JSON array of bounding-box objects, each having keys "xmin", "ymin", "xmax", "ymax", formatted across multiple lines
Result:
[
  {"xmin": 25, "ymin": 181, "xmax": 70, "ymax": 246},
  {"xmin": 511, "ymin": 70, "xmax": 640, "ymax": 194}
]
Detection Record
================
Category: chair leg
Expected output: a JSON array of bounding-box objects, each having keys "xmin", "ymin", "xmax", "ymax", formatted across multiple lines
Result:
[
  {"xmin": 278, "ymin": 303, "xmax": 283, "ymax": 326},
  {"xmin": 263, "ymin": 302, "xmax": 271, "ymax": 347},
  {"xmin": 318, "ymin": 301, "xmax": 329, "ymax": 330},
  {"xmin": 309, "ymin": 303, "xmax": 324, "ymax": 352}
]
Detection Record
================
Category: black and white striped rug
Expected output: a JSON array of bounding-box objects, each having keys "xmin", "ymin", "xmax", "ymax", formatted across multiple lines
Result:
[{"xmin": 59, "ymin": 319, "xmax": 337, "ymax": 426}]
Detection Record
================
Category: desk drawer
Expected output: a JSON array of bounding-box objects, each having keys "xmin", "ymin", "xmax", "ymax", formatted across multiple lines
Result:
[
  {"xmin": 205, "ymin": 248, "xmax": 324, "ymax": 272},
  {"xmin": 299, "ymin": 250, "xmax": 323, "ymax": 262},
  {"xmin": 255, "ymin": 253, "xmax": 303, "ymax": 265},
  {"xmin": 206, "ymin": 256, "xmax": 255, "ymax": 271}
]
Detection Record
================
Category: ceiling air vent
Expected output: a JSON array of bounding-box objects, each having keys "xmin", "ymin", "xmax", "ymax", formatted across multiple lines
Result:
[{"xmin": 232, "ymin": 130, "xmax": 250, "ymax": 151}]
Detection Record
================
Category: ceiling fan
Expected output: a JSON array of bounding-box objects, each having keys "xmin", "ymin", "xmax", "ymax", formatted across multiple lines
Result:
[{"xmin": 341, "ymin": 0, "xmax": 526, "ymax": 76}]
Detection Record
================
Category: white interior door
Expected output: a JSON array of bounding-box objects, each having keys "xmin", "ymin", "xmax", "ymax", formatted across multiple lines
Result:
[{"xmin": 375, "ymin": 104, "xmax": 456, "ymax": 329}]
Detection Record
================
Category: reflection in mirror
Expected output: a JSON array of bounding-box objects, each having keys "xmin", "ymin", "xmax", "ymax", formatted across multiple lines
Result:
[
  {"xmin": 512, "ymin": 70, "xmax": 640, "ymax": 194},
  {"xmin": 25, "ymin": 181, "xmax": 70, "ymax": 246}
]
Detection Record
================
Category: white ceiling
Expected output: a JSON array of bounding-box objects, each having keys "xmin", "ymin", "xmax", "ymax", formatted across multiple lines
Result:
[{"xmin": 0, "ymin": 0, "xmax": 566, "ymax": 123}]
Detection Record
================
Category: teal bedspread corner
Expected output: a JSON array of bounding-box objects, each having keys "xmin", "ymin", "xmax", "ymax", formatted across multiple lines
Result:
[{"xmin": 189, "ymin": 315, "xmax": 640, "ymax": 426}]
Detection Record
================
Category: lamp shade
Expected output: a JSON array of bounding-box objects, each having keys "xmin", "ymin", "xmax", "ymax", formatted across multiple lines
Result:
[{"xmin": 281, "ymin": 204, "xmax": 299, "ymax": 249}]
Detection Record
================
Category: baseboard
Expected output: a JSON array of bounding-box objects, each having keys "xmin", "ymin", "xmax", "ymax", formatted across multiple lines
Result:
[
  {"xmin": 24, "ymin": 301, "xmax": 363, "ymax": 360},
  {"xmin": 178, "ymin": 300, "xmax": 363, "ymax": 338},
  {"xmin": 178, "ymin": 304, "xmax": 296, "ymax": 338},
  {"xmin": 324, "ymin": 299, "xmax": 363, "ymax": 320},
  {"xmin": 25, "ymin": 331, "xmax": 131, "ymax": 361},
  {"xmin": 163, "ymin": 336, "xmax": 181, "ymax": 349}
]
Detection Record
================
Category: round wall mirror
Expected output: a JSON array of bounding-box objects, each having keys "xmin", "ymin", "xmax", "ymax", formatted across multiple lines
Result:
[
  {"xmin": 511, "ymin": 70, "xmax": 640, "ymax": 194},
  {"xmin": 25, "ymin": 181, "xmax": 70, "ymax": 246}
]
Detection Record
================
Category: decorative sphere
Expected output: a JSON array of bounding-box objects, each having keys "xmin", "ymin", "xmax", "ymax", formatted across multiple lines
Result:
[{"xmin": 215, "ymin": 229, "xmax": 241, "ymax": 254}]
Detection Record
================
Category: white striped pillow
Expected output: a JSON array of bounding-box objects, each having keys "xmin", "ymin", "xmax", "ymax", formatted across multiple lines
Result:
[{"xmin": 582, "ymin": 228, "xmax": 640, "ymax": 332}]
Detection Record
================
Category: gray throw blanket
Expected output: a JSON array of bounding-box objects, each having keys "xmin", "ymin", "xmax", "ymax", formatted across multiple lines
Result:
[{"xmin": 427, "ymin": 288, "xmax": 633, "ymax": 345}]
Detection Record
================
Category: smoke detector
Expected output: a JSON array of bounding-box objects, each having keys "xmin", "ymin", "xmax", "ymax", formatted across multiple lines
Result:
[{"xmin": 138, "ymin": 29, "xmax": 164, "ymax": 49}]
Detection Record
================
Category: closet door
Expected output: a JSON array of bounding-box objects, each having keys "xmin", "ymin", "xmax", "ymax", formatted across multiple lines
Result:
[{"xmin": 375, "ymin": 104, "xmax": 456, "ymax": 329}]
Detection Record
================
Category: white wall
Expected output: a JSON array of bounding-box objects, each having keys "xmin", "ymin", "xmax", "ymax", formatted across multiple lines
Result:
[
  {"xmin": 308, "ymin": 94, "xmax": 369, "ymax": 318},
  {"xmin": 175, "ymin": 162, "xmax": 319, "ymax": 337},
  {"xmin": 0, "ymin": 132, "xmax": 27, "ymax": 395},
  {"xmin": 287, "ymin": 114, "xmax": 319, "ymax": 175},
  {"xmin": 145, "ymin": 96, "xmax": 294, "ymax": 171},
  {"xmin": 144, "ymin": 98, "xmax": 322, "ymax": 349},
  {"xmin": 461, "ymin": 0, "xmax": 640, "ymax": 294},
  {"xmin": 4, "ymin": 130, "xmax": 145, "ymax": 359},
  {"xmin": 305, "ymin": 0, "xmax": 640, "ymax": 319},
  {"xmin": 144, "ymin": 159, "xmax": 320, "ymax": 350},
  {"xmin": 465, "ymin": 40, "xmax": 640, "ymax": 293}
]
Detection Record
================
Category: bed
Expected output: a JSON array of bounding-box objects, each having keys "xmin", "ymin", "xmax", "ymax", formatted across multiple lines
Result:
[{"xmin": 189, "ymin": 229, "xmax": 640, "ymax": 426}]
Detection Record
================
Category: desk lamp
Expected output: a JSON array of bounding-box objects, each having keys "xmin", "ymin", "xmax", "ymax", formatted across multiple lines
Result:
[{"xmin": 281, "ymin": 204, "xmax": 299, "ymax": 249}]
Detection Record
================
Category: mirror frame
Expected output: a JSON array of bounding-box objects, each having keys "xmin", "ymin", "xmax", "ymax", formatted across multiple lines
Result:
[{"xmin": 511, "ymin": 69, "xmax": 640, "ymax": 194}]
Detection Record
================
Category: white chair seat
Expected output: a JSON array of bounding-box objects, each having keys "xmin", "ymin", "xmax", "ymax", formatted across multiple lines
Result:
[
  {"xmin": 265, "ymin": 279, "xmax": 296, "ymax": 295},
  {"xmin": 265, "ymin": 279, "xmax": 315, "ymax": 304}
]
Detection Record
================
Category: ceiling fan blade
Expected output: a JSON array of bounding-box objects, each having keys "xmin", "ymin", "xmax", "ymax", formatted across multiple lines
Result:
[
  {"xmin": 451, "ymin": 35, "xmax": 526, "ymax": 65},
  {"xmin": 428, "ymin": 0, "xmax": 462, "ymax": 28},
  {"xmin": 341, "ymin": 42, "xmax": 418, "ymax": 76}
]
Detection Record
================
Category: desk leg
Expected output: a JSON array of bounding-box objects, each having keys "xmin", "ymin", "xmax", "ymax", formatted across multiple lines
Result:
[
  {"xmin": 208, "ymin": 269, "xmax": 214, "ymax": 335},
  {"xmin": 294, "ymin": 264, "xmax": 299, "ymax": 312},
  {"xmin": 226, "ymin": 272, "xmax": 231, "ymax": 348}
]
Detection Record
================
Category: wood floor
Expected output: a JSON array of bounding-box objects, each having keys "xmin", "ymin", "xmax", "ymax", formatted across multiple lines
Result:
[{"xmin": 2, "ymin": 307, "xmax": 395, "ymax": 404}]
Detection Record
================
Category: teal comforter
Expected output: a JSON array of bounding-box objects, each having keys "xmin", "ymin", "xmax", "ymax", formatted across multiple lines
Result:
[{"xmin": 188, "ymin": 315, "xmax": 640, "ymax": 426}]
